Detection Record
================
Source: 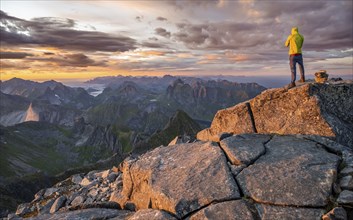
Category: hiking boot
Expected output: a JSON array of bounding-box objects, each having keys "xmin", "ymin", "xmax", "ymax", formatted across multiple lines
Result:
[
  {"xmin": 299, "ymin": 77, "xmax": 305, "ymax": 83},
  {"xmin": 287, "ymin": 82, "xmax": 296, "ymax": 89}
]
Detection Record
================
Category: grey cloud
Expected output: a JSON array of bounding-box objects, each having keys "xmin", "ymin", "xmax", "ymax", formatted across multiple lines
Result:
[
  {"xmin": 0, "ymin": 51, "xmax": 34, "ymax": 59},
  {"xmin": 173, "ymin": 22, "xmax": 269, "ymax": 50},
  {"xmin": 0, "ymin": 10, "xmax": 137, "ymax": 52},
  {"xmin": 141, "ymin": 41, "xmax": 167, "ymax": 49},
  {"xmin": 30, "ymin": 53, "xmax": 106, "ymax": 67},
  {"xmin": 156, "ymin": 16, "xmax": 167, "ymax": 21},
  {"xmin": 258, "ymin": 1, "xmax": 327, "ymax": 18},
  {"xmin": 155, "ymin": 27, "xmax": 171, "ymax": 38},
  {"xmin": 253, "ymin": 1, "xmax": 352, "ymax": 51},
  {"xmin": 135, "ymin": 16, "xmax": 143, "ymax": 22},
  {"xmin": 168, "ymin": 0, "xmax": 223, "ymax": 10},
  {"xmin": 168, "ymin": 1, "xmax": 352, "ymax": 53},
  {"xmin": 148, "ymin": 37, "xmax": 159, "ymax": 41},
  {"xmin": 117, "ymin": 57, "xmax": 197, "ymax": 72}
]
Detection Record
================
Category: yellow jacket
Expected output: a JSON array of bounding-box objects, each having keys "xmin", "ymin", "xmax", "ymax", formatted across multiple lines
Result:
[{"xmin": 285, "ymin": 27, "xmax": 304, "ymax": 55}]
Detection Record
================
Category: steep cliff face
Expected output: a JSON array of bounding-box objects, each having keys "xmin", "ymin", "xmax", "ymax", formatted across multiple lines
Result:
[
  {"xmin": 133, "ymin": 110, "xmax": 202, "ymax": 153},
  {"xmin": 0, "ymin": 92, "xmax": 29, "ymax": 126},
  {"xmin": 198, "ymin": 81, "xmax": 353, "ymax": 148},
  {"xmin": 23, "ymin": 103, "xmax": 40, "ymax": 122},
  {"xmin": 166, "ymin": 79, "xmax": 266, "ymax": 106}
]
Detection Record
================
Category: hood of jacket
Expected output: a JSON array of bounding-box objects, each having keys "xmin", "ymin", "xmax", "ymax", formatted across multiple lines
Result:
[{"xmin": 291, "ymin": 27, "xmax": 299, "ymax": 35}]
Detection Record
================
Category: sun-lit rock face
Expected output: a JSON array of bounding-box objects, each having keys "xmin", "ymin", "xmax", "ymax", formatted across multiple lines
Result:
[
  {"xmin": 24, "ymin": 103, "xmax": 40, "ymax": 122},
  {"xmin": 198, "ymin": 81, "xmax": 353, "ymax": 148}
]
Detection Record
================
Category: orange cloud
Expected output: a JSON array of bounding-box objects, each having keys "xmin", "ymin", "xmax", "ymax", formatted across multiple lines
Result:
[
  {"xmin": 137, "ymin": 50, "xmax": 166, "ymax": 56},
  {"xmin": 225, "ymin": 51, "xmax": 251, "ymax": 62}
]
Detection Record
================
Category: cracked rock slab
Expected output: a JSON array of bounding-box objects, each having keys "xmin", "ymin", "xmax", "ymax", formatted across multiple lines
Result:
[
  {"xmin": 127, "ymin": 209, "xmax": 177, "ymax": 220},
  {"xmin": 188, "ymin": 200, "xmax": 257, "ymax": 220},
  {"xmin": 237, "ymin": 135, "xmax": 341, "ymax": 207},
  {"xmin": 27, "ymin": 208, "xmax": 133, "ymax": 220},
  {"xmin": 256, "ymin": 204, "xmax": 325, "ymax": 220},
  {"xmin": 220, "ymin": 134, "xmax": 271, "ymax": 165},
  {"xmin": 122, "ymin": 142, "xmax": 240, "ymax": 218},
  {"xmin": 197, "ymin": 83, "xmax": 353, "ymax": 148}
]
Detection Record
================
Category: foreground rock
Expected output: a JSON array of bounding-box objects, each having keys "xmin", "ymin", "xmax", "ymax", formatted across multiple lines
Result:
[
  {"xmin": 197, "ymin": 82, "xmax": 353, "ymax": 148},
  {"xmin": 14, "ymin": 167, "xmax": 123, "ymax": 218},
  {"xmin": 188, "ymin": 200, "xmax": 257, "ymax": 220},
  {"xmin": 27, "ymin": 208, "xmax": 132, "ymax": 220},
  {"xmin": 11, "ymin": 134, "xmax": 353, "ymax": 219},
  {"xmin": 219, "ymin": 134, "xmax": 271, "ymax": 165},
  {"xmin": 118, "ymin": 142, "xmax": 240, "ymax": 218},
  {"xmin": 237, "ymin": 135, "xmax": 340, "ymax": 207},
  {"xmin": 256, "ymin": 204, "xmax": 325, "ymax": 220}
]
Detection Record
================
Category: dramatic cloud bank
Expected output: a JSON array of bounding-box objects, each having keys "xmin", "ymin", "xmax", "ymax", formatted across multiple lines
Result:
[{"xmin": 0, "ymin": 0, "xmax": 352, "ymax": 80}]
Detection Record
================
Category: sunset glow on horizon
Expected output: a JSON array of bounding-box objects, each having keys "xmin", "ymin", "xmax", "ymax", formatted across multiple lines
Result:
[{"xmin": 1, "ymin": 0, "xmax": 352, "ymax": 82}]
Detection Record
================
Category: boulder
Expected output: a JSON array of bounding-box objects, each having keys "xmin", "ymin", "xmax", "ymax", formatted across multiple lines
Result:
[
  {"xmin": 15, "ymin": 203, "xmax": 32, "ymax": 216},
  {"xmin": 120, "ymin": 142, "xmax": 240, "ymax": 218},
  {"xmin": 188, "ymin": 200, "xmax": 257, "ymax": 220},
  {"xmin": 339, "ymin": 175, "xmax": 353, "ymax": 190},
  {"xmin": 219, "ymin": 134, "xmax": 271, "ymax": 165},
  {"xmin": 197, "ymin": 83, "xmax": 353, "ymax": 148},
  {"xmin": 341, "ymin": 167, "xmax": 353, "ymax": 176},
  {"xmin": 322, "ymin": 207, "xmax": 347, "ymax": 220},
  {"xmin": 197, "ymin": 103, "xmax": 254, "ymax": 141},
  {"xmin": 315, "ymin": 70, "xmax": 329, "ymax": 83},
  {"xmin": 44, "ymin": 188, "xmax": 58, "ymax": 197},
  {"xmin": 36, "ymin": 198, "xmax": 55, "ymax": 215},
  {"xmin": 237, "ymin": 135, "xmax": 340, "ymax": 207},
  {"xmin": 71, "ymin": 174, "xmax": 83, "ymax": 185},
  {"xmin": 50, "ymin": 196, "xmax": 66, "ymax": 214},
  {"xmin": 70, "ymin": 195, "xmax": 85, "ymax": 207},
  {"xmin": 337, "ymin": 190, "xmax": 353, "ymax": 205}
]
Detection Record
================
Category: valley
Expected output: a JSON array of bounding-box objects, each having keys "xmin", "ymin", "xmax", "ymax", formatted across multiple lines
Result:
[{"xmin": 0, "ymin": 75, "xmax": 266, "ymax": 215}]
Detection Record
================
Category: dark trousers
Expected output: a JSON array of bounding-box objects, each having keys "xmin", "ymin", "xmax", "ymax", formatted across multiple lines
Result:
[{"xmin": 289, "ymin": 54, "xmax": 305, "ymax": 83}]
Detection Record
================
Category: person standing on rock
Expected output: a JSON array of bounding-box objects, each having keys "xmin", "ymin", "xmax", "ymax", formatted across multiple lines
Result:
[{"xmin": 285, "ymin": 26, "xmax": 305, "ymax": 89}]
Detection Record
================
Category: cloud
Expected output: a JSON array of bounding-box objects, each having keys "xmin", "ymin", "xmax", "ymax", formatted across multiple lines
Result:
[
  {"xmin": 0, "ymin": 10, "xmax": 137, "ymax": 52},
  {"xmin": 168, "ymin": 0, "xmax": 225, "ymax": 10},
  {"xmin": 0, "ymin": 61, "xmax": 30, "ymax": 70},
  {"xmin": 156, "ymin": 16, "xmax": 167, "ymax": 21},
  {"xmin": 155, "ymin": 27, "xmax": 171, "ymax": 38},
  {"xmin": 173, "ymin": 22, "xmax": 270, "ymax": 50},
  {"xmin": 0, "ymin": 51, "xmax": 34, "ymax": 59},
  {"xmin": 30, "ymin": 53, "xmax": 106, "ymax": 67},
  {"xmin": 135, "ymin": 16, "xmax": 143, "ymax": 22},
  {"xmin": 141, "ymin": 40, "xmax": 168, "ymax": 49}
]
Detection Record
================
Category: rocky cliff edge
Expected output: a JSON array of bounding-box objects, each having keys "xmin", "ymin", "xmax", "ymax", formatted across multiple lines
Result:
[
  {"xmin": 11, "ymin": 134, "xmax": 353, "ymax": 219},
  {"xmin": 197, "ymin": 81, "xmax": 353, "ymax": 148}
]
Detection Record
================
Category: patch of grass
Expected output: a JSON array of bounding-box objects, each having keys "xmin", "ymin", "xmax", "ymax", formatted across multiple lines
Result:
[
  {"xmin": 57, "ymin": 126, "xmax": 73, "ymax": 138},
  {"xmin": 118, "ymin": 131, "xmax": 133, "ymax": 153}
]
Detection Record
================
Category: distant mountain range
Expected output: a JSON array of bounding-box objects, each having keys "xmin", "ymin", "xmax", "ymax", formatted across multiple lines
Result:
[{"xmin": 0, "ymin": 76, "xmax": 265, "ymax": 180}]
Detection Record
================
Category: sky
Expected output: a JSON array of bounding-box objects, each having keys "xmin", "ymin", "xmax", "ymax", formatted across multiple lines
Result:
[{"xmin": 0, "ymin": 0, "xmax": 352, "ymax": 81}]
